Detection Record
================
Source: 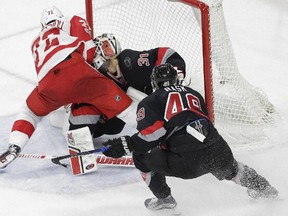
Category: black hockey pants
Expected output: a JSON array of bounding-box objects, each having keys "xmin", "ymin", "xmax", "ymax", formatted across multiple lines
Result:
[{"xmin": 133, "ymin": 131, "xmax": 238, "ymax": 198}]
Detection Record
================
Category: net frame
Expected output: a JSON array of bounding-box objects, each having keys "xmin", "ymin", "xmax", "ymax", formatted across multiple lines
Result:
[{"xmin": 85, "ymin": 0, "xmax": 278, "ymax": 146}]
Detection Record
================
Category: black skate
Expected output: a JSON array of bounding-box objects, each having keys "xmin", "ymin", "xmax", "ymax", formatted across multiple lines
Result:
[{"xmin": 144, "ymin": 195, "xmax": 177, "ymax": 210}]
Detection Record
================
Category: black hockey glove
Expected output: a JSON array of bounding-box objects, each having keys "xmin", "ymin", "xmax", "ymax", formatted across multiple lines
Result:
[{"xmin": 102, "ymin": 136, "xmax": 132, "ymax": 158}]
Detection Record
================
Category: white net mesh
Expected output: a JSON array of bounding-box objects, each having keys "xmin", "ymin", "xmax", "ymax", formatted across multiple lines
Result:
[{"xmin": 89, "ymin": 0, "xmax": 279, "ymax": 147}]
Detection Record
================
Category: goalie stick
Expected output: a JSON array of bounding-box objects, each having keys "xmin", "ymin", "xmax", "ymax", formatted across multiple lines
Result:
[
  {"xmin": 18, "ymin": 146, "xmax": 134, "ymax": 168},
  {"xmin": 52, "ymin": 146, "xmax": 109, "ymax": 167},
  {"xmin": 18, "ymin": 120, "xmax": 196, "ymax": 169}
]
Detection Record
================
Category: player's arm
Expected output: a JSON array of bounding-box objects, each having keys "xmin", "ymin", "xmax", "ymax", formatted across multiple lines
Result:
[
  {"xmin": 102, "ymin": 98, "xmax": 166, "ymax": 157},
  {"xmin": 69, "ymin": 15, "xmax": 95, "ymax": 64}
]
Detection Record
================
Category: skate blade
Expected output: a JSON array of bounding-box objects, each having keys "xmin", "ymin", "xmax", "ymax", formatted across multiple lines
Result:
[
  {"xmin": 149, "ymin": 207, "xmax": 181, "ymax": 216},
  {"xmin": 171, "ymin": 207, "xmax": 181, "ymax": 216}
]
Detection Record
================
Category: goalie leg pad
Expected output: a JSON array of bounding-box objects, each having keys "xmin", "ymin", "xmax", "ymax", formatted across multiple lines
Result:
[{"xmin": 65, "ymin": 126, "xmax": 97, "ymax": 175}]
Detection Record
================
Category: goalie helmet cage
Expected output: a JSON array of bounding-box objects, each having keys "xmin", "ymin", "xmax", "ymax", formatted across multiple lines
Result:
[{"xmin": 85, "ymin": 0, "xmax": 278, "ymax": 148}]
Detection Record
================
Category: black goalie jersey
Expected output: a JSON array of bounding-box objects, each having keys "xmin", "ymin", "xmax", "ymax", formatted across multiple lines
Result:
[
  {"xmin": 130, "ymin": 84, "xmax": 209, "ymax": 153},
  {"xmin": 117, "ymin": 47, "xmax": 186, "ymax": 94}
]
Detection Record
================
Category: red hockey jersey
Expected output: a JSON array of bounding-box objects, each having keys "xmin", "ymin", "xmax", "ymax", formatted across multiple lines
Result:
[{"xmin": 9, "ymin": 15, "xmax": 132, "ymax": 148}]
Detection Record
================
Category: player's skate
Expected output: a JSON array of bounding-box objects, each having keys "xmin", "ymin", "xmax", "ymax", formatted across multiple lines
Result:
[
  {"xmin": 145, "ymin": 195, "xmax": 177, "ymax": 210},
  {"xmin": 0, "ymin": 145, "xmax": 21, "ymax": 169},
  {"xmin": 247, "ymin": 185, "xmax": 278, "ymax": 199},
  {"xmin": 234, "ymin": 162, "xmax": 279, "ymax": 199},
  {"xmin": 145, "ymin": 195, "xmax": 181, "ymax": 215}
]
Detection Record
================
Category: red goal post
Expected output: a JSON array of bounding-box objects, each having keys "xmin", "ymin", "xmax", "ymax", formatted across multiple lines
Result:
[
  {"xmin": 85, "ymin": 0, "xmax": 278, "ymax": 147},
  {"xmin": 85, "ymin": 0, "xmax": 214, "ymax": 121}
]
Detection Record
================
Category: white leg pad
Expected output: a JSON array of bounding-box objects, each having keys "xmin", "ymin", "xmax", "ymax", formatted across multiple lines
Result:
[{"xmin": 64, "ymin": 126, "xmax": 97, "ymax": 175}]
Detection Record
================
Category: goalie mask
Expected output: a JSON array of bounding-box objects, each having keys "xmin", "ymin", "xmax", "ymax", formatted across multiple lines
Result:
[
  {"xmin": 151, "ymin": 63, "xmax": 179, "ymax": 90},
  {"xmin": 94, "ymin": 33, "xmax": 122, "ymax": 60},
  {"xmin": 93, "ymin": 33, "xmax": 125, "ymax": 84},
  {"xmin": 41, "ymin": 6, "xmax": 64, "ymax": 28}
]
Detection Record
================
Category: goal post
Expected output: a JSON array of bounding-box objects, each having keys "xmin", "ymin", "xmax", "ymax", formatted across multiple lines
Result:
[
  {"xmin": 85, "ymin": 0, "xmax": 215, "ymax": 121},
  {"xmin": 172, "ymin": 0, "xmax": 215, "ymax": 123},
  {"xmin": 85, "ymin": 0, "xmax": 94, "ymax": 37},
  {"xmin": 85, "ymin": 0, "xmax": 278, "ymax": 147}
]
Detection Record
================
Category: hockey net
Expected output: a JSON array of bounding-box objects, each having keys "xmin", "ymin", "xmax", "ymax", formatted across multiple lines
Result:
[{"xmin": 85, "ymin": 0, "xmax": 279, "ymax": 148}]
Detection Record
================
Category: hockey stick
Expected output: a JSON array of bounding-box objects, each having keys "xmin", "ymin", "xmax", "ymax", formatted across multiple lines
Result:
[
  {"xmin": 18, "ymin": 147, "xmax": 135, "ymax": 168},
  {"xmin": 51, "ymin": 146, "xmax": 110, "ymax": 167}
]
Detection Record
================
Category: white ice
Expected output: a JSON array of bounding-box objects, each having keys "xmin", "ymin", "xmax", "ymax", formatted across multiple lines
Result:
[{"xmin": 0, "ymin": 0, "xmax": 287, "ymax": 215}]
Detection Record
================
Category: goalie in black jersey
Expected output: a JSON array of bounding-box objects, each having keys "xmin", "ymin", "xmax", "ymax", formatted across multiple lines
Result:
[
  {"xmin": 102, "ymin": 63, "xmax": 279, "ymax": 211},
  {"xmin": 70, "ymin": 33, "xmax": 186, "ymax": 138},
  {"xmin": 93, "ymin": 33, "xmax": 186, "ymax": 95}
]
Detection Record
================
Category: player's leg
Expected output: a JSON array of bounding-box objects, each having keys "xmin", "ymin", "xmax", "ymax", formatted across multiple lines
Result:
[
  {"xmin": 133, "ymin": 151, "xmax": 177, "ymax": 211},
  {"xmin": 68, "ymin": 103, "xmax": 100, "ymax": 133},
  {"xmin": 206, "ymin": 135, "xmax": 278, "ymax": 199},
  {"xmin": 64, "ymin": 126, "xmax": 98, "ymax": 175},
  {"xmin": 232, "ymin": 162, "xmax": 278, "ymax": 199},
  {"xmin": 66, "ymin": 103, "xmax": 100, "ymax": 175},
  {"xmin": 92, "ymin": 116, "xmax": 125, "ymax": 138}
]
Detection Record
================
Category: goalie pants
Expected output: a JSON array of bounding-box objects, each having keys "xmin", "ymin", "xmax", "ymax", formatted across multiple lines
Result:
[
  {"xmin": 69, "ymin": 114, "xmax": 125, "ymax": 138},
  {"xmin": 133, "ymin": 133, "xmax": 238, "ymax": 198}
]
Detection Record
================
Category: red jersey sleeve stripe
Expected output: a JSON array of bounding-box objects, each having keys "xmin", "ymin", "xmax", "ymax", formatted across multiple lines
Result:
[
  {"xmin": 11, "ymin": 120, "xmax": 35, "ymax": 138},
  {"xmin": 155, "ymin": 47, "xmax": 169, "ymax": 66},
  {"xmin": 140, "ymin": 120, "xmax": 164, "ymax": 136}
]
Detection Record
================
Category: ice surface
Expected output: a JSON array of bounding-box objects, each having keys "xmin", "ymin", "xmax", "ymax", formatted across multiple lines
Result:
[{"xmin": 0, "ymin": 0, "xmax": 287, "ymax": 215}]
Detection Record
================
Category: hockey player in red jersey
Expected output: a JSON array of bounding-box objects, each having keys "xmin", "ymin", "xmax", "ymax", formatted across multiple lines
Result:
[
  {"xmin": 80, "ymin": 33, "xmax": 187, "ymax": 138},
  {"xmin": 101, "ymin": 63, "xmax": 279, "ymax": 211},
  {"xmin": 0, "ymin": 6, "xmax": 133, "ymax": 169}
]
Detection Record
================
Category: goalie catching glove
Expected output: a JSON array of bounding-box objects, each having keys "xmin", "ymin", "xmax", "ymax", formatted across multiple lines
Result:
[{"xmin": 102, "ymin": 136, "xmax": 132, "ymax": 158}]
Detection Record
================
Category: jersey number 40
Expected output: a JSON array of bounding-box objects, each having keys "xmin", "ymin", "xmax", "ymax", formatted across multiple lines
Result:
[{"xmin": 164, "ymin": 92, "xmax": 206, "ymax": 121}]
